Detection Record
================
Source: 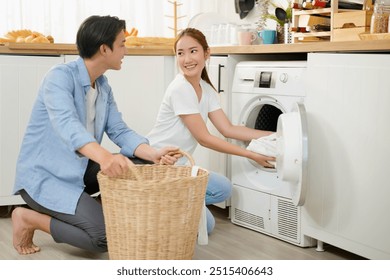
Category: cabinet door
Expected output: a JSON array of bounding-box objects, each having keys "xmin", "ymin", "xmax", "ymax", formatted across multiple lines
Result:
[
  {"xmin": 0, "ymin": 55, "xmax": 64, "ymax": 205},
  {"xmin": 303, "ymin": 53, "xmax": 390, "ymax": 259},
  {"xmin": 192, "ymin": 56, "xmax": 228, "ymax": 177},
  {"xmin": 103, "ymin": 56, "xmax": 175, "ymax": 152}
]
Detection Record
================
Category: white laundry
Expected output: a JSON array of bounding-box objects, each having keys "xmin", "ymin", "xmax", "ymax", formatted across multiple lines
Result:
[{"xmin": 247, "ymin": 133, "xmax": 277, "ymax": 167}]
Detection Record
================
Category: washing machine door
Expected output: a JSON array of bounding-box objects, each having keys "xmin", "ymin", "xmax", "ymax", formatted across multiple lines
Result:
[{"xmin": 276, "ymin": 102, "xmax": 308, "ymax": 206}]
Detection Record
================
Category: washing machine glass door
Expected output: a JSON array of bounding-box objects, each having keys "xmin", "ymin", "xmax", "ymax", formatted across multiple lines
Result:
[
  {"xmin": 239, "ymin": 96, "xmax": 283, "ymax": 171},
  {"xmin": 276, "ymin": 102, "xmax": 308, "ymax": 206}
]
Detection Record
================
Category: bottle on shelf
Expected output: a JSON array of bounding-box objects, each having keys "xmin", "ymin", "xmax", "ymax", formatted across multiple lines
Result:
[
  {"xmin": 302, "ymin": 1, "xmax": 315, "ymax": 9},
  {"xmin": 291, "ymin": 0, "xmax": 364, "ymax": 10},
  {"xmin": 311, "ymin": 0, "xmax": 331, "ymax": 8},
  {"xmin": 309, "ymin": 24, "xmax": 331, "ymax": 31},
  {"xmin": 291, "ymin": 2, "xmax": 315, "ymax": 10},
  {"xmin": 290, "ymin": 24, "xmax": 330, "ymax": 33},
  {"xmin": 291, "ymin": 2, "xmax": 303, "ymax": 9},
  {"xmin": 290, "ymin": 26, "xmax": 311, "ymax": 32},
  {"xmin": 291, "ymin": 0, "xmax": 329, "ymax": 10}
]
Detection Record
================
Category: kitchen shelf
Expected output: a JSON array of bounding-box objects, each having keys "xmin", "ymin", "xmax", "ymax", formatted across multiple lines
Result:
[
  {"xmin": 293, "ymin": 7, "xmax": 332, "ymax": 16},
  {"xmin": 291, "ymin": 0, "xmax": 338, "ymax": 42},
  {"xmin": 294, "ymin": 31, "xmax": 331, "ymax": 37},
  {"xmin": 293, "ymin": 7, "xmax": 350, "ymax": 16}
]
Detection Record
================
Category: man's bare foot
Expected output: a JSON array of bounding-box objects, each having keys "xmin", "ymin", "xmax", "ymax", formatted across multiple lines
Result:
[{"xmin": 12, "ymin": 207, "xmax": 41, "ymax": 255}]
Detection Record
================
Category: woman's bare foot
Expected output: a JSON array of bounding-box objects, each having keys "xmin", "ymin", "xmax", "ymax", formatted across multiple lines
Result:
[{"xmin": 12, "ymin": 207, "xmax": 41, "ymax": 255}]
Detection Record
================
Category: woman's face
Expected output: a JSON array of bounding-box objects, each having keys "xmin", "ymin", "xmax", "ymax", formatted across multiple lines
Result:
[{"xmin": 175, "ymin": 35, "xmax": 209, "ymax": 80}]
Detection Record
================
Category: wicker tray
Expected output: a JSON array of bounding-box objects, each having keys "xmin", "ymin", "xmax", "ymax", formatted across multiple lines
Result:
[
  {"xmin": 97, "ymin": 150, "xmax": 208, "ymax": 260},
  {"xmin": 359, "ymin": 33, "xmax": 390, "ymax": 40}
]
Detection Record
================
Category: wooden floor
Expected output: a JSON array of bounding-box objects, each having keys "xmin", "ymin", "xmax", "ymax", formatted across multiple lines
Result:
[{"xmin": 0, "ymin": 205, "xmax": 365, "ymax": 260}]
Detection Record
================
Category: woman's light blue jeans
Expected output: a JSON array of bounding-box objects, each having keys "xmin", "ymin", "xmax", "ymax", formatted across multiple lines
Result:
[{"xmin": 205, "ymin": 171, "xmax": 232, "ymax": 234}]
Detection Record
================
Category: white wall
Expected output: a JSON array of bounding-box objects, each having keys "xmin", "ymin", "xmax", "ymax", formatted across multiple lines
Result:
[
  {"xmin": 188, "ymin": 0, "xmax": 278, "ymax": 31},
  {"xmin": 191, "ymin": 0, "xmax": 274, "ymax": 28},
  {"xmin": 0, "ymin": 0, "xmax": 275, "ymax": 43}
]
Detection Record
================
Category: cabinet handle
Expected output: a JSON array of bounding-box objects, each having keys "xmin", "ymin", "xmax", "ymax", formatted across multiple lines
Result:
[{"xmin": 218, "ymin": 64, "xmax": 225, "ymax": 93}]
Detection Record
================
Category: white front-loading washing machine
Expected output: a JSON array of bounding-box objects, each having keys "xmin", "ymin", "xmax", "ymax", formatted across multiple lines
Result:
[{"xmin": 230, "ymin": 61, "xmax": 315, "ymax": 247}]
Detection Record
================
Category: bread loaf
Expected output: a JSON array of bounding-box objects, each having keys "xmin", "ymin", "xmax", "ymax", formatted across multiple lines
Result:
[
  {"xmin": 32, "ymin": 36, "xmax": 50, "ymax": 43},
  {"xmin": 125, "ymin": 37, "xmax": 174, "ymax": 47},
  {"xmin": 16, "ymin": 36, "xmax": 25, "ymax": 43},
  {"xmin": 0, "ymin": 29, "xmax": 54, "ymax": 44},
  {"xmin": 0, "ymin": 37, "xmax": 13, "ymax": 43},
  {"xmin": 24, "ymin": 35, "xmax": 35, "ymax": 43},
  {"xmin": 46, "ymin": 35, "xmax": 54, "ymax": 43}
]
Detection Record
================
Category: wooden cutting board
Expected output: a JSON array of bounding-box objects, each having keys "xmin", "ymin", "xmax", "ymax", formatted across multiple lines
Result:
[{"xmin": 4, "ymin": 42, "xmax": 76, "ymax": 50}]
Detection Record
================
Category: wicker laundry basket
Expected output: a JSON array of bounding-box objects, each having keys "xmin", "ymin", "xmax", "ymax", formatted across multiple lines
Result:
[{"xmin": 97, "ymin": 150, "xmax": 208, "ymax": 260}]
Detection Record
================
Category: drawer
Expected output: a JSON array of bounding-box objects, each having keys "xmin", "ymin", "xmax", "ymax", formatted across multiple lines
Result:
[
  {"xmin": 333, "ymin": 11, "xmax": 373, "ymax": 29},
  {"xmin": 332, "ymin": 26, "xmax": 370, "ymax": 41}
]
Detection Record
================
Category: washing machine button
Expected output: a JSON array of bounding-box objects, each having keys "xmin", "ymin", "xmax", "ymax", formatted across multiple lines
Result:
[{"xmin": 279, "ymin": 73, "xmax": 288, "ymax": 83}]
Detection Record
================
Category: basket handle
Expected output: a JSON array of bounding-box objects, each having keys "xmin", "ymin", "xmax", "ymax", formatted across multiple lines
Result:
[
  {"xmin": 127, "ymin": 149, "xmax": 196, "ymax": 181},
  {"xmin": 168, "ymin": 149, "xmax": 195, "ymax": 166}
]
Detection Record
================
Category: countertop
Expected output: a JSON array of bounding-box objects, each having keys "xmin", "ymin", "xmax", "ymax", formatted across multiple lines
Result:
[
  {"xmin": 0, "ymin": 40, "xmax": 389, "ymax": 56},
  {"xmin": 0, "ymin": 43, "xmax": 174, "ymax": 56},
  {"xmin": 211, "ymin": 40, "xmax": 390, "ymax": 54}
]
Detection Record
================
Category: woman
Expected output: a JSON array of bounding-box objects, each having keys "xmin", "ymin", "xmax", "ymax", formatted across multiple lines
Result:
[
  {"xmin": 12, "ymin": 15, "xmax": 179, "ymax": 255},
  {"xmin": 147, "ymin": 28, "xmax": 274, "ymax": 234}
]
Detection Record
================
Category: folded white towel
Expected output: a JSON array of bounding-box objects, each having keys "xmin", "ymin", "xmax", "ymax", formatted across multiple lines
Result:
[{"xmin": 247, "ymin": 133, "xmax": 277, "ymax": 167}]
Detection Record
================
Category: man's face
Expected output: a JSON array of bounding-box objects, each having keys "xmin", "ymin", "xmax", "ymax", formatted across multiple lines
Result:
[{"xmin": 105, "ymin": 30, "xmax": 127, "ymax": 70}]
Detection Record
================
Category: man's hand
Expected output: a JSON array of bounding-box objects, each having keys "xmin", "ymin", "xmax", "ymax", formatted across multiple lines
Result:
[{"xmin": 99, "ymin": 153, "xmax": 133, "ymax": 177}]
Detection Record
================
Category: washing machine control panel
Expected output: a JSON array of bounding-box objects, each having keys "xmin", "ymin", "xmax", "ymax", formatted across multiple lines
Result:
[
  {"xmin": 254, "ymin": 71, "xmax": 274, "ymax": 88},
  {"xmin": 254, "ymin": 71, "xmax": 291, "ymax": 88},
  {"xmin": 232, "ymin": 62, "xmax": 307, "ymax": 98}
]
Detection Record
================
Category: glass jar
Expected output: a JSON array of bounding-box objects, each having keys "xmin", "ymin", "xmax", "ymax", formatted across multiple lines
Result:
[
  {"xmin": 370, "ymin": 1, "xmax": 389, "ymax": 33},
  {"xmin": 384, "ymin": 5, "xmax": 390, "ymax": 32}
]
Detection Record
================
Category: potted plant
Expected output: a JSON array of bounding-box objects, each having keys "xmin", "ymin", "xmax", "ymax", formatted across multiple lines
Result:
[{"xmin": 259, "ymin": 0, "xmax": 292, "ymax": 43}]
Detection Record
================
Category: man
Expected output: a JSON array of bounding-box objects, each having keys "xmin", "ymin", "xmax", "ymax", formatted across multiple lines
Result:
[{"xmin": 12, "ymin": 15, "xmax": 178, "ymax": 255}]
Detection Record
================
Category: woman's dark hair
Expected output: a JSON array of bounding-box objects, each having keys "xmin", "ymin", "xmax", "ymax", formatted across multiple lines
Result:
[
  {"xmin": 174, "ymin": 28, "xmax": 216, "ymax": 91},
  {"xmin": 76, "ymin": 15, "xmax": 126, "ymax": 59}
]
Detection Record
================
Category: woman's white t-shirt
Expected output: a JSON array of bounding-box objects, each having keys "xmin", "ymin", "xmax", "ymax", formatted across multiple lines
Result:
[{"xmin": 147, "ymin": 73, "xmax": 221, "ymax": 155}]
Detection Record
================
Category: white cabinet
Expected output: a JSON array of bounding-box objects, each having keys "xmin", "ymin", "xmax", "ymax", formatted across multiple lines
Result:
[
  {"xmin": 0, "ymin": 55, "xmax": 65, "ymax": 206},
  {"xmin": 65, "ymin": 55, "xmax": 175, "ymax": 152},
  {"xmin": 303, "ymin": 53, "xmax": 390, "ymax": 259},
  {"xmin": 102, "ymin": 55, "xmax": 175, "ymax": 151},
  {"xmin": 192, "ymin": 56, "xmax": 229, "ymax": 181}
]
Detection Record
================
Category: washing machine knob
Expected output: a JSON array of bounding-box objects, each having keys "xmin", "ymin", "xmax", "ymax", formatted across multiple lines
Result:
[{"xmin": 280, "ymin": 73, "xmax": 288, "ymax": 83}]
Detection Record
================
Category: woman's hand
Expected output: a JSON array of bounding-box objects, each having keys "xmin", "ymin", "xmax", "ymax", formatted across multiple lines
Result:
[
  {"xmin": 249, "ymin": 152, "xmax": 276, "ymax": 168},
  {"xmin": 157, "ymin": 147, "xmax": 182, "ymax": 165},
  {"xmin": 133, "ymin": 144, "xmax": 181, "ymax": 165}
]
